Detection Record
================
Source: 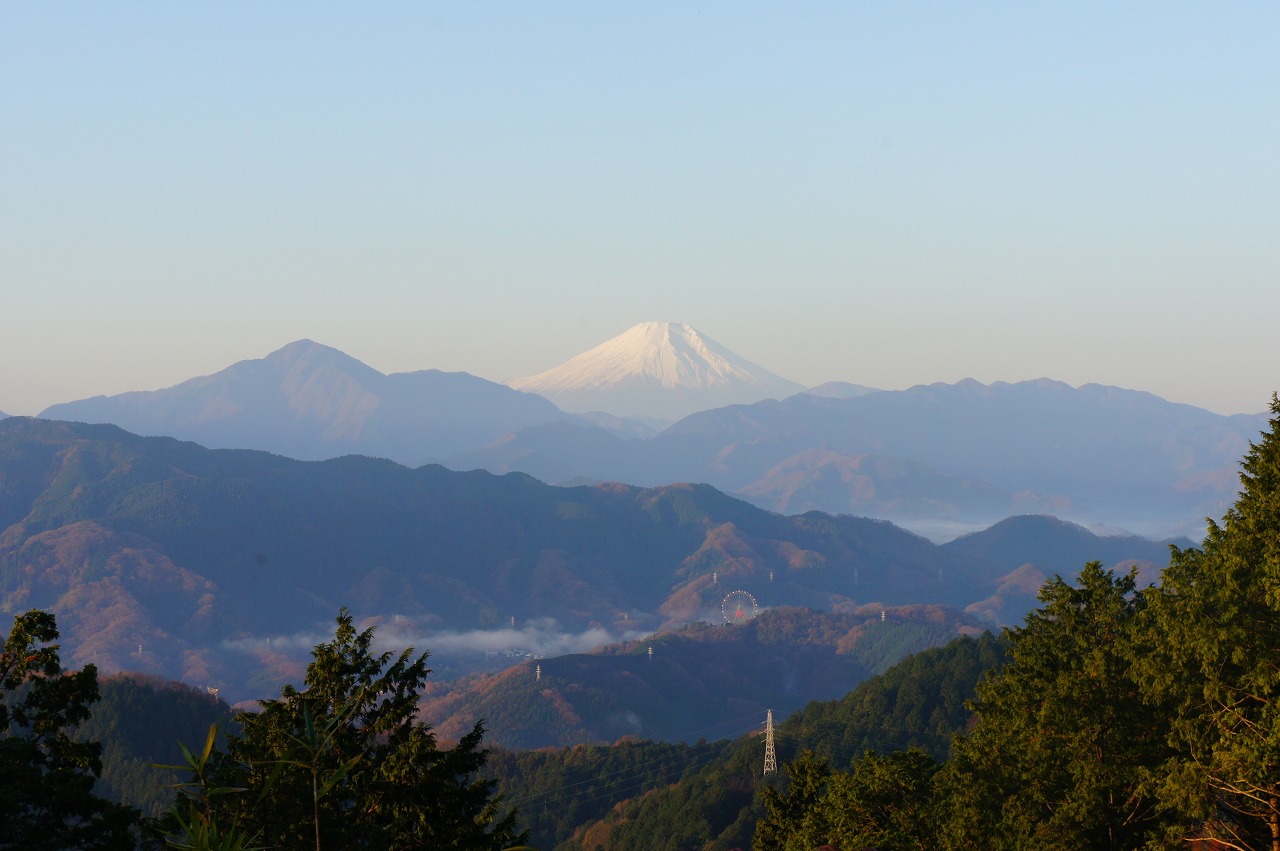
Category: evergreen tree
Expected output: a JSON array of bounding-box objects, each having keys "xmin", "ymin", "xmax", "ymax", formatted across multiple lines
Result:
[
  {"xmin": 935, "ymin": 562, "xmax": 1176, "ymax": 850},
  {"xmin": 1139, "ymin": 396, "xmax": 1280, "ymax": 850},
  {"xmin": 196, "ymin": 610, "xmax": 522, "ymax": 851},
  {"xmin": 754, "ymin": 750, "xmax": 832, "ymax": 851},
  {"xmin": 78, "ymin": 674, "xmax": 234, "ymax": 819},
  {"xmin": 818, "ymin": 749, "xmax": 937, "ymax": 851},
  {"xmin": 753, "ymin": 748, "xmax": 935, "ymax": 851},
  {"xmin": 0, "ymin": 610, "xmax": 140, "ymax": 850}
]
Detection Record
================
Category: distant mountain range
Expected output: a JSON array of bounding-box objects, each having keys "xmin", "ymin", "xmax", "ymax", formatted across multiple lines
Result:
[
  {"xmin": 31, "ymin": 334, "xmax": 1265, "ymax": 537},
  {"xmin": 507, "ymin": 322, "xmax": 804, "ymax": 422},
  {"xmin": 0, "ymin": 418, "xmax": 1181, "ymax": 701},
  {"xmin": 802, "ymin": 381, "xmax": 881, "ymax": 399},
  {"xmin": 454, "ymin": 379, "xmax": 1263, "ymax": 539},
  {"xmin": 40, "ymin": 340, "xmax": 580, "ymax": 465}
]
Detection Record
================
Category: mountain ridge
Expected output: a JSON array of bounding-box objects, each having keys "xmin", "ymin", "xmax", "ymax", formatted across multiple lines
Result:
[
  {"xmin": 28, "ymin": 339, "xmax": 1265, "ymax": 538},
  {"xmin": 507, "ymin": 322, "xmax": 804, "ymax": 420},
  {"xmin": 461, "ymin": 377, "xmax": 1261, "ymax": 539},
  {"xmin": 0, "ymin": 417, "xmax": 1179, "ymax": 702},
  {"xmin": 418, "ymin": 605, "xmax": 987, "ymax": 749},
  {"xmin": 39, "ymin": 340, "xmax": 578, "ymax": 465}
]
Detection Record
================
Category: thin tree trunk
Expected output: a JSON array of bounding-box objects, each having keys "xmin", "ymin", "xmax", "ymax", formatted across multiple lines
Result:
[
  {"xmin": 1270, "ymin": 791, "xmax": 1279, "ymax": 851},
  {"xmin": 314, "ymin": 769, "xmax": 322, "ymax": 851}
]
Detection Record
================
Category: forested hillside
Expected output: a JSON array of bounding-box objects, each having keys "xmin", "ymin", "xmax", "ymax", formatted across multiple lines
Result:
[
  {"xmin": 504, "ymin": 401, "xmax": 1280, "ymax": 848},
  {"xmin": 746, "ymin": 401, "xmax": 1280, "ymax": 849},
  {"xmin": 75, "ymin": 674, "xmax": 234, "ymax": 818},
  {"xmin": 1, "ymin": 417, "xmax": 1173, "ymax": 702},
  {"xmin": 481, "ymin": 633, "xmax": 1004, "ymax": 850},
  {"xmin": 16, "ymin": 405, "xmax": 1280, "ymax": 848},
  {"xmin": 421, "ymin": 605, "xmax": 985, "ymax": 748}
]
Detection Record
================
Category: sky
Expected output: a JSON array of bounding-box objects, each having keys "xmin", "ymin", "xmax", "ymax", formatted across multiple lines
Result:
[{"xmin": 3, "ymin": 2, "xmax": 1277, "ymax": 417}]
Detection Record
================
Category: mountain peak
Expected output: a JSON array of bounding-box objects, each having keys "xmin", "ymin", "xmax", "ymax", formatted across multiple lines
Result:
[
  {"xmin": 507, "ymin": 322, "xmax": 803, "ymax": 421},
  {"xmin": 38, "ymin": 341, "xmax": 569, "ymax": 464},
  {"xmin": 259, "ymin": 339, "xmax": 374, "ymax": 373}
]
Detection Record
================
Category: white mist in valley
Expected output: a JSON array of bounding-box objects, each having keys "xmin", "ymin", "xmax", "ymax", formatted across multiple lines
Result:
[{"xmin": 223, "ymin": 616, "xmax": 652, "ymax": 678}]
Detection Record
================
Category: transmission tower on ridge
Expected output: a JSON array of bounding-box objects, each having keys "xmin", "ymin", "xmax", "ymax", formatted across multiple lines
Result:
[{"xmin": 763, "ymin": 708, "xmax": 777, "ymax": 776}]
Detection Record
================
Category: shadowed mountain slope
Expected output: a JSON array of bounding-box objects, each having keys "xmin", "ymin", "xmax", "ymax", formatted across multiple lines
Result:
[
  {"xmin": 939, "ymin": 514, "xmax": 1187, "ymax": 624},
  {"xmin": 39, "ymin": 340, "xmax": 575, "ymax": 465},
  {"xmin": 35, "ymin": 341, "xmax": 1260, "ymax": 539},
  {"xmin": 941, "ymin": 514, "xmax": 1179, "ymax": 583},
  {"xmin": 420, "ymin": 605, "xmax": 986, "ymax": 749},
  {"xmin": 532, "ymin": 632, "xmax": 1007, "ymax": 851},
  {"xmin": 0, "ymin": 417, "xmax": 1172, "ymax": 701},
  {"xmin": 455, "ymin": 379, "xmax": 1263, "ymax": 538}
]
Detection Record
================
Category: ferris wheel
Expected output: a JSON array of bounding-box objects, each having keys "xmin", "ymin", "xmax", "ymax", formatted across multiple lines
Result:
[{"xmin": 722, "ymin": 590, "xmax": 759, "ymax": 624}]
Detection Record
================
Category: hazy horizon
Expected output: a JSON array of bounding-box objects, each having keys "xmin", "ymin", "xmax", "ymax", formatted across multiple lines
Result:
[
  {"xmin": 4, "ymin": 4, "xmax": 1277, "ymax": 417},
  {"xmin": 9, "ymin": 331, "xmax": 1271, "ymax": 423}
]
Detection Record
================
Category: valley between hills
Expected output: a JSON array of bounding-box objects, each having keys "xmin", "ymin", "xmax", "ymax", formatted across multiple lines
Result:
[
  {"xmin": 1, "ymin": 415, "xmax": 1181, "ymax": 709},
  {"xmin": 2, "ymin": 326, "xmax": 1264, "ymax": 849},
  {"xmin": 1, "ymin": 325, "xmax": 1229, "ymax": 715}
]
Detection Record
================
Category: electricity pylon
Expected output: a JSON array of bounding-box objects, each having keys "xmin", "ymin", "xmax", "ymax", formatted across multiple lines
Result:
[{"xmin": 763, "ymin": 708, "xmax": 777, "ymax": 776}]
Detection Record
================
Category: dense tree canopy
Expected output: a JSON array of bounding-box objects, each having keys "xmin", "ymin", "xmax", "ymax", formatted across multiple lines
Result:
[
  {"xmin": 1137, "ymin": 396, "xmax": 1280, "ymax": 850},
  {"xmin": 0, "ymin": 610, "xmax": 139, "ymax": 850},
  {"xmin": 747, "ymin": 564, "xmax": 1182, "ymax": 851},
  {"xmin": 553, "ymin": 634, "xmax": 1003, "ymax": 851},
  {"xmin": 76, "ymin": 674, "xmax": 233, "ymax": 819},
  {"xmin": 755, "ymin": 748, "xmax": 936, "ymax": 851},
  {"xmin": 190, "ymin": 610, "xmax": 522, "ymax": 851},
  {"xmin": 936, "ymin": 562, "xmax": 1178, "ymax": 849},
  {"xmin": 12, "ymin": 399, "xmax": 1280, "ymax": 850}
]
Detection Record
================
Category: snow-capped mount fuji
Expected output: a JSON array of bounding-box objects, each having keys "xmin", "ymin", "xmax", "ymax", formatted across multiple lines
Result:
[{"xmin": 507, "ymin": 322, "xmax": 805, "ymax": 421}]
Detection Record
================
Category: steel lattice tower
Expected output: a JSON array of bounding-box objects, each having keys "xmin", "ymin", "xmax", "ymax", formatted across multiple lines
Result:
[{"xmin": 763, "ymin": 708, "xmax": 777, "ymax": 776}]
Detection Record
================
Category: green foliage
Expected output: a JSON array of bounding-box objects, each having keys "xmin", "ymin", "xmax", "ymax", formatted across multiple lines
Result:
[
  {"xmin": 0, "ymin": 609, "xmax": 140, "ymax": 849},
  {"xmin": 75, "ymin": 674, "xmax": 234, "ymax": 818},
  {"xmin": 755, "ymin": 749, "xmax": 937, "ymax": 851},
  {"xmin": 484, "ymin": 739, "xmax": 730, "ymax": 851},
  {"xmin": 553, "ymin": 633, "xmax": 1001, "ymax": 851},
  {"xmin": 784, "ymin": 631, "xmax": 1006, "ymax": 763},
  {"xmin": 569, "ymin": 746, "xmax": 760, "ymax": 851},
  {"xmin": 194, "ymin": 610, "xmax": 522, "ymax": 850},
  {"xmin": 22, "ymin": 407, "xmax": 1280, "ymax": 848},
  {"xmin": 821, "ymin": 749, "xmax": 937, "ymax": 850},
  {"xmin": 749, "ymin": 636, "xmax": 1000, "ymax": 851},
  {"xmin": 156, "ymin": 722, "xmax": 264, "ymax": 851},
  {"xmin": 754, "ymin": 750, "xmax": 831, "ymax": 851},
  {"xmin": 936, "ymin": 563, "xmax": 1177, "ymax": 849},
  {"xmin": 1137, "ymin": 395, "xmax": 1280, "ymax": 848}
]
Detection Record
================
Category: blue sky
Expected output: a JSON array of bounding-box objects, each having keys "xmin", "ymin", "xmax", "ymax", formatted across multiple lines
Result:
[{"xmin": 3, "ymin": 3, "xmax": 1277, "ymax": 416}]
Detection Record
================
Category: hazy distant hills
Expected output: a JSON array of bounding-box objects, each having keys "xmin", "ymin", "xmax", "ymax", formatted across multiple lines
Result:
[
  {"xmin": 39, "ymin": 340, "xmax": 580, "ymax": 465},
  {"xmin": 939, "ymin": 513, "xmax": 1181, "ymax": 623},
  {"xmin": 455, "ymin": 379, "xmax": 1262, "ymax": 539},
  {"xmin": 802, "ymin": 381, "xmax": 881, "ymax": 399},
  {"xmin": 507, "ymin": 322, "xmax": 804, "ymax": 422},
  {"xmin": 420, "ymin": 605, "xmax": 987, "ymax": 748},
  {"xmin": 31, "ymin": 337, "xmax": 1262, "ymax": 537},
  {"xmin": 0, "ymin": 417, "xmax": 1179, "ymax": 701}
]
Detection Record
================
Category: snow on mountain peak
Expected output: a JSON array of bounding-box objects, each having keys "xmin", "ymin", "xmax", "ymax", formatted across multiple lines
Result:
[{"xmin": 508, "ymin": 322, "xmax": 803, "ymax": 421}]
